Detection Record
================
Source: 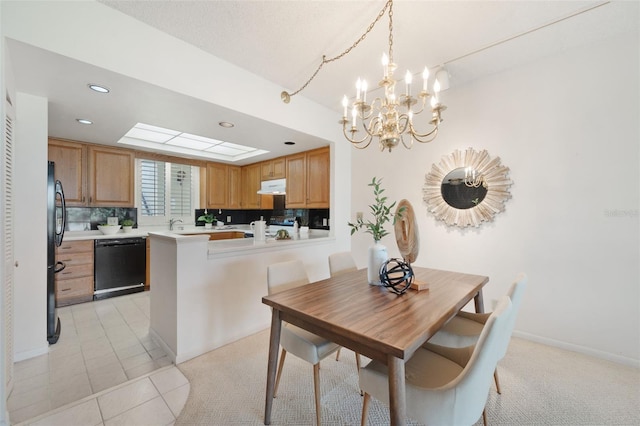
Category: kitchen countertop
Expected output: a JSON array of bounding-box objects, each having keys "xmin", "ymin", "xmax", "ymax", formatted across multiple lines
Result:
[{"xmin": 62, "ymin": 224, "xmax": 330, "ymax": 246}]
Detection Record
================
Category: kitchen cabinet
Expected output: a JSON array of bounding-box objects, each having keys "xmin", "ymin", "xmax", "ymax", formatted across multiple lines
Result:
[
  {"xmin": 228, "ymin": 166, "xmax": 242, "ymax": 209},
  {"xmin": 260, "ymin": 157, "xmax": 286, "ymax": 180},
  {"xmin": 286, "ymin": 147, "xmax": 330, "ymax": 208},
  {"xmin": 87, "ymin": 145, "xmax": 135, "ymax": 207},
  {"xmin": 55, "ymin": 240, "xmax": 94, "ymax": 306},
  {"xmin": 206, "ymin": 162, "xmax": 228, "ymax": 209},
  {"xmin": 48, "ymin": 139, "xmax": 85, "ymax": 206},
  {"xmin": 305, "ymin": 147, "xmax": 330, "ymax": 208},
  {"xmin": 241, "ymin": 163, "xmax": 262, "ymax": 209},
  {"xmin": 183, "ymin": 231, "xmax": 245, "ymax": 240},
  {"xmin": 48, "ymin": 139, "xmax": 135, "ymax": 207},
  {"xmin": 206, "ymin": 163, "xmax": 242, "ymax": 209}
]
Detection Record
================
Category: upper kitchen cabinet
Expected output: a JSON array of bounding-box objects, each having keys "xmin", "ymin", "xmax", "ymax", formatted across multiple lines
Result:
[
  {"xmin": 241, "ymin": 163, "xmax": 262, "ymax": 209},
  {"xmin": 48, "ymin": 139, "xmax": 85, "ymax": 206},
  {"xmin": 206, "ymin": 162, "xmax": 228, "ymax": 209},
  {"xmin": 228, "ymin": 165, "xmax": 242, "ymax": 209},
  {"xmin": 206, "ymin": 163, "xmax": 242, "ymax": 209},
  {"xmin": 48, "ymin": 139, "xmax": 135, "ymax": 207},
  {"xmin": 260, "ymin": 157, "xmax": 286, "ymax": 181},
  {"xmin": 87, "ymin": 145, "xmax": 135, "ymax": 207},
  {"xmin": 286, "ymin": 147, "xmax": 330, "ymax": 209}
]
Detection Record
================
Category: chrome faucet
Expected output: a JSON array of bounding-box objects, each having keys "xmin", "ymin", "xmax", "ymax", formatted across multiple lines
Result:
[{"xmin": 169, "ymin": 218, "xmax": 183, "ymax": 230}]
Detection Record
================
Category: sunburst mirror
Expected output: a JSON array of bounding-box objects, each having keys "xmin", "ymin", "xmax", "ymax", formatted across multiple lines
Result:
[{"xmin": 423, "ymin": 148, "xmax": 512, "ymax": 228}]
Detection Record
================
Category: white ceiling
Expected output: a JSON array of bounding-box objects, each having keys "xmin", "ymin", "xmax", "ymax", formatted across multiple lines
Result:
[{"xmin": 8, "ymin": 0, "xmax": 637, "ymax": 164}]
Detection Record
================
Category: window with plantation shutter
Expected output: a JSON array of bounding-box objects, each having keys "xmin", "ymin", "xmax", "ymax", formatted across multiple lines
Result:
[
  {"xmin": 170, "ymin": 163, "xmax": 192, "ymax": 216},
  {"xmin": 140, "ymin": 159, "xmax": 166, "ymax": 217},
  {"xmin": 137, "ymin": 159, "xmax": 198, "ymax": 224}
]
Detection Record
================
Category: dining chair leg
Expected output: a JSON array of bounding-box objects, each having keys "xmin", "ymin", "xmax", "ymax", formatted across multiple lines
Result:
[
  {"xmin": 355, "ymin": 353, "xmax": 363, "ymax": 395},
  {"xmin": 361, "ymin": 392, "xmax": 371, "ymax": 426},
  {"xmin": 494, "ymin": 368, "xmax": 501, "ymax": 394},
  {"xmin": 274, "ymin": 348, "xmax": 287, "ymax": 398},
  {"xmin": 336, "ymin": 347, "xmax": 341, "ymax": 361},
  {"xmin": 313, "ymin": 363, "xmax": 321, "ymax": 426},
  {"xmin": 482, "ymin": 408, "xmax": 488, "ymax": 425}
]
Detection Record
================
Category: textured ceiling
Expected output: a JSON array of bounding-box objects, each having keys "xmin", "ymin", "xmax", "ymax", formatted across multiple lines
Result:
[{"xmin": 8, "ymin": 1, "xmax": 638, "ymax": 162}]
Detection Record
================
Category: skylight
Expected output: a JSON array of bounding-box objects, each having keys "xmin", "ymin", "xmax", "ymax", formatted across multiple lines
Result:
[{"xmin": 117, "ymin": 123, "xmax": 268, "ymax": 162}]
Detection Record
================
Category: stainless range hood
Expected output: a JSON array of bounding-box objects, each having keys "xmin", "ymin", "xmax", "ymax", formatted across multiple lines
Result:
[{"xmin": 257, "ymin": 178, "xmax": 286, "ymax": 194}]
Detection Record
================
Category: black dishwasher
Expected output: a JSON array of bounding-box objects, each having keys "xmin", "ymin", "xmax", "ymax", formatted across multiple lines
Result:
[{"xmin": 94, "ymin": 237, "xmax": 146, "ymax": 300}]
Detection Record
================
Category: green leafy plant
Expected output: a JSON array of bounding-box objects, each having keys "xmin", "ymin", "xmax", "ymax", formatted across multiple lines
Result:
[
  {"xmin": 121, "ymin": 219, "xmax": 134, "ymax": 226},
  {"xmin": 348, "ymin": 177, "xmax": 404, "ymax": 243},
  {"xmin": 197, "ymin": 212, "xmax": 216, "ymax": 224}
]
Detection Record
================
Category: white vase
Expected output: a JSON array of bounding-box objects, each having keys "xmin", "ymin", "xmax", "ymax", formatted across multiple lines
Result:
[
  {"xmin": 368, "ymin": 242, "xmax": 388, "ymax": 285},
  {"xmin": 204, "ymin": 223, "xmax": 212, "ymax": 229}
]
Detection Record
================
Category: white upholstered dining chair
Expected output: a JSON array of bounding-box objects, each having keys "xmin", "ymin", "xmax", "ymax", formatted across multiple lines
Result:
[
  {"xmin": 428, "ymin": 272, "xmax": 527, "ymax": 394},
  {"xmin": 328, "ymin": 252, "xmax": 361, "ymax": 369},
  {"xmin": 328, "ymin": 251, "xmax": 358, "ymax": 276},
  {"xmin": 359, "ymin": 296, "xmax": 513, "ymax": 426},
  {"xmin": 267, "ymin": 259, "xmax": 341, "ymax": 426}
]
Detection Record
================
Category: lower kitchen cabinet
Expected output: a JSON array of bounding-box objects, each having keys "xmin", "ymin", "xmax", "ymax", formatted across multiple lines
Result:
[
  {"xmin": 55, "ymin": 240, "xmax": 94, "ymax": 307},
  {"xmin": 182, "ymin": 231, "xmax": 246, "ymax": 240}
]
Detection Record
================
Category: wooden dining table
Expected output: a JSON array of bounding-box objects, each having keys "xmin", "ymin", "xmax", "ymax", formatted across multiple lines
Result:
[{"xmin": 262, "ymin": 266, "xmax": 488, "ymax": 426}]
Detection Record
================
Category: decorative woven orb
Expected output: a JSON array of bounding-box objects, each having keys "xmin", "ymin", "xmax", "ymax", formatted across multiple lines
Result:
[{"xmin": 379, "ymin": 258, "xmax": 414, "ymax": 295}]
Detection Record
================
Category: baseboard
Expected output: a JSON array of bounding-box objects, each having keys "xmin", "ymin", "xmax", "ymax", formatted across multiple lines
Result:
[
  {"xmin": 149, "ymin": 328, "xmax": 177, "ymax": 364},
  {"xmin": 174, "ymin": 324, "xmax": 269, "ymax": 364},
  {"xmin": 14, "ymin": 345, "xmax": 49, "ymax": 363},
  {"xmin": 513, "ymin": 330, "xmax": 640, "ymax": 368}
]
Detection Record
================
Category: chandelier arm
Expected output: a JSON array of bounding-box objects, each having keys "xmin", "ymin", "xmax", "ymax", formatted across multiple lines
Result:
[
  {"xmin": 400, "ymin": 134, "xmax": 414, "ymax": 150},
  {"xmin": 411, "ymin": 126, "xmax": 439, "ymax": 144},
  {"xmin": 409, "ymin": 96, "xmax": 428, "ymax": 116},
  {"xmin": 362, "ymin": 115, "xmax": 383, "ymax": 139},
  {"xmin": 397, "ymin": 114, "xmax": 410, "ymax": 135},
  {"xmin": 343, "ymin": 122, "xmax": 374, "ymax": 147},
  {"xmin": 282, "ymin": 0, "xmax": 392, "ymax": 102}
]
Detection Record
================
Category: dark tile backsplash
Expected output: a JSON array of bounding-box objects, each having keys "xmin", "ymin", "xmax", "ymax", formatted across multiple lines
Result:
[
  {"xmin": 66, "ymin": 207, "xmax": 137, "ymax": 231},
  {"xmin": 194, "ymin": 208, "xmax": 330, "ymax": 229},
  {"xmin": 65, "ymin": 206, "xmax": 329, "ymax": 231}
]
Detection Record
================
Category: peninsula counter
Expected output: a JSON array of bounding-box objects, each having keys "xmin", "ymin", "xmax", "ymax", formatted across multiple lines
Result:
[{"xmin": 147, "ymin": 230, "xmax": 337, "ymax": 363}]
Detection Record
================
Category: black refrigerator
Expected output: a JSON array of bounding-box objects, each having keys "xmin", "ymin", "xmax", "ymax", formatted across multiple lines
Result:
[{"xmin": 47, "ymin": 161, "xmax": 66, "ymax": 344}]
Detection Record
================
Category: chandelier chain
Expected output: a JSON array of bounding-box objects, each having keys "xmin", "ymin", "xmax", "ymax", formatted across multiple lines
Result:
[
  {"xmin": 285, "ymin": 0, "xmax": 392, "ymax": 99},
  {"xmin": 388, "ymin": 0, "xmax": 394, "ymax": 63}
]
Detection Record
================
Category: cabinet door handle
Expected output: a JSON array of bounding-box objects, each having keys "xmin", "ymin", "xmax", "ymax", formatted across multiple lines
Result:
[{"xmin": 61, "ymin": 288, "xmax": 71, "ymax": 292}]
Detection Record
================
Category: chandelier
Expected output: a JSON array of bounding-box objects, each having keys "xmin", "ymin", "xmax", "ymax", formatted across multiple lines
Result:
[
  {"xmin": 281, "ymin": 0, "xmax": 447, "ymax": 152},
  {"xmin": 341, "ymin": 0, "xmax": 446, "ymax": 152}
]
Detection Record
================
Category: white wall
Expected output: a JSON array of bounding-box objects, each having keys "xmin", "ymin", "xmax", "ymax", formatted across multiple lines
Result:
[
  {"xmin": 1, "ymin": 0, "xmax": 351, "ymax": 363},
  {"xmin": 13, "ymin": 93, "xmax": 48, "ymax": 361},
  {"xmin": 350, "ymin": 32, "xmax": 639, "ymax": 365}
]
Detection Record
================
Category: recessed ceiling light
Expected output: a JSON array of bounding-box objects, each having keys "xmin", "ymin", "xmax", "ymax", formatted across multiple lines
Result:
[
  {"xmin": 88, "ymin": 84, "xmax": 110, "ymax": 93},
  {"xmin": 284, "ymin": 141, "xmax": 295, "ymax": 145},
  {"xmin": 218, "ymin": 121, "xmax": 234, "ymax": 128},
  {"xmin": 76, "ymin": 119, "xmax": 93, "ymax": 125}
]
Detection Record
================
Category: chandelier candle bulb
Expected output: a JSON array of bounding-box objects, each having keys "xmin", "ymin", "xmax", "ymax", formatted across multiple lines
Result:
[
  {"xmin": 362, "ymin": 80, "xmax": 368, "ymax": 103},
  {"xmin": 405, "ymin": 70, "xmax": 412, "ymax": 95},
  {"xmin": 352, "ymin": 106, "xmax": 357, "ymax": 128},
  {"xmin": 423, "ymin": 67, "xmax": 429, "ymax": 91},
  {"xmin": 342, "ymin": 95, "xmax": 348, "ymax": 118},
  {"xmin": 356, "ymin": 78, "xmax": 362, "ymax": 100}
]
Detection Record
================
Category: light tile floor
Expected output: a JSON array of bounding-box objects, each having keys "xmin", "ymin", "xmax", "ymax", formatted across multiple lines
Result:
[{"xmin": 9, "ymin": 292, "xmax": 189, "ymax": 425}]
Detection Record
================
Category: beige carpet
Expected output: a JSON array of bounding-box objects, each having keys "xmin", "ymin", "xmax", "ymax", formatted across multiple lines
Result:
[{"xmin": 175, "ymin": 329, "xmax": 639, "ymax": 425}]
